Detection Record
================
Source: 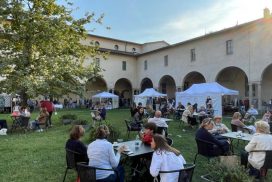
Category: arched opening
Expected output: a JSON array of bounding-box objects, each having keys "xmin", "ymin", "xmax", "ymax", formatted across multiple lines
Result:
[
  {"xmin": 216, "ymin": 67, "xmax": 249, "ymax": 99},
  {"xmin": 140, "ymin": 78, "xmax": 153, "ymax": 92},
  {"xmin": 261, "ymin": 64, "xmax": 272, "ymax": 104},
  {"xmin": 183, "ymin": 72, "xmax": 206, "ymax": 90},
  {"xmin": 159, "ymin": 75, "xmax": 176, "ymax": 98},
  {"xmin": 114, "ymin": 78, "xmax": 132, "ymax": 107},
  {"xmin": 85, "ymin": 77, "xmax": 107, "ymax": 98}
]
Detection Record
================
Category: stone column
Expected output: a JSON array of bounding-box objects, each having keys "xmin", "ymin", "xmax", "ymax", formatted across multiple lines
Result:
[{"xmin": 257, "ymin": 82, "xmax": 262, "ymax": 111}]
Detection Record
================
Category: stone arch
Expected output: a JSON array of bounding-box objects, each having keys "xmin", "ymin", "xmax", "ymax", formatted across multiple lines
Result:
[
  {"xmin": 85, "ymin": 77, "xmax": 107, "ymax": 97},
  {"xmin": 216, "ymin": 66, "xmax": 249, "ymax": 99},
  {"xmin": 114, "ymin": 78, "xmax": 132, "ymax": 107},
  {"xmin": 182, "ymin": 71, "xmax": 206, "ymax": 90},
  {"xmin": 159, "ymin": 75, "xmax": 176, "ymax": 98},
  {"xmin": 140, "ymin": 77, "xmax": 153, "ymax": 92},
  {"xmin": 261, "ymin": 64, "xmax": 272, "ymax": 103}
]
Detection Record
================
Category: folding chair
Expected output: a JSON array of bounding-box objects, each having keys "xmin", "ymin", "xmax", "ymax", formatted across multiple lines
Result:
[
  {"xmin": 77, "ymin": 162, "xmax": 116, "ymax": 182},
  {"xmin": 124, "ymin": 120, "xmax": 141, "ymax": 139},
  {"xmin": 63, "ymin": 148, "xmax": 86, "ymax": 182},
  {"xmin": 156, "ymin": 164, "xmax": 196, "ymax": 182}
]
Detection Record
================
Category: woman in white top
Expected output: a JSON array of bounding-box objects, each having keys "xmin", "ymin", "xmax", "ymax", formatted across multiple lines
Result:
[
  {"xmin": 181, "ymin": 105, "xmax": 197, "ymax": 127},
  {"xmin": 87, "ymin": 125, "xmax": 125, "ymax": 182},
  {"xmin": 242, "ymin": 120, "xmax": 272, "ymax": 178},
  {"xmin": 150, "ymin": 134, "xmax": 186, "ymax": 182}
]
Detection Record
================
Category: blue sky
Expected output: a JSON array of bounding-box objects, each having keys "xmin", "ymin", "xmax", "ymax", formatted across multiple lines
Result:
[{"xmin": 59, "ymin": 0, "xmax": 271, "ymax": 44}]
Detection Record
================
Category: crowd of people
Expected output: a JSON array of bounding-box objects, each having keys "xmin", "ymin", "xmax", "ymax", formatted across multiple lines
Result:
[
  {"xmin": 10, "ymin": 97, "xmax": 55, "ymax": 132},
  {"xmin": 8, "ymin": 94, "xmax": 272, "ymax": 181}
]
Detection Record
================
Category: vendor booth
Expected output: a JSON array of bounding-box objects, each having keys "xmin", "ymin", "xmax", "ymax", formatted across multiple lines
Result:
[
  {"xmin": 134, "ymin": 88, "xmax": 167, "ymax": 107},
  {"xmin": 92, "ymin": 92, "xmax": 119, "ymax": 109},
  {"xmin": 176, "ymin": 82, "xmax": 239, "ymax": 116}
]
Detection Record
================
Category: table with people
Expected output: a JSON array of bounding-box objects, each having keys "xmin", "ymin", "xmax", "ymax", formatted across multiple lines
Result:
[
  {"xmin": 65, "ymin": 122, "xmax": 189, "ymax": 182},
  {"xmin": 10, "ymin": 106, "xmax": 31, "ymax": 132}
]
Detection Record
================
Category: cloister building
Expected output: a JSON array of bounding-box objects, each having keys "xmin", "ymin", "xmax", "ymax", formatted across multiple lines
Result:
[{"xmin": 82, "ymin": 9, "xmax": 272, "ymax": 110}]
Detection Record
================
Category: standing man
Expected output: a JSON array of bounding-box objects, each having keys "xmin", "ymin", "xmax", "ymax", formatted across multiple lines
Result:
[{"xmin": 40, "ymin": 97, "xmax": 54, "ymax": 127}]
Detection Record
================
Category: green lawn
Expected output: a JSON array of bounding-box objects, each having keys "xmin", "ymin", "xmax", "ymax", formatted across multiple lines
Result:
[{"xmin": 0, "ymin": 109, "xmax": 267, "ymax": 182}]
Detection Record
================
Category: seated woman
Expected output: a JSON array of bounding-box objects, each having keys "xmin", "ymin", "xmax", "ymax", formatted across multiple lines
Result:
[
  {"xmin": 196, "ymin": 118, "xmax": 230, "ymax": 155},
  {"xmin": 150, "ymin": 134, "xmax": 186, "ymax": 182},
  {"xmin": 182, "ymin": 105, "xmax": 197, "ymax": 127},
  {"xmin": 31, "ymin": 107, "xmax": 49, "ymax": 131},
  {"xmin": 65, "ymin": 125, "xmax": 88, "ymax": 163},
  {"xmin": 209, "ymin": 116, "xmax": 230, "ymax": 135},
  {"xmin": 241, "ymin": 120, "xmax": 272, "ymax": 178},
  {"xmin": 11, "ymin": 105, "xmax": 21, "ymax": 117},
  {"xmin": 231, "ymin": 112, "xmax": 255, "ymax": 133},
  {"xmin": 20, "ymin": 106, "xmax": 31, "ymax": 117},
  {"xmin": 87, "ymin": 125, "xmax": 125, "ymax": 182},
  {"xmin": 131, "ymin": 107, "xmax": 144, "ymax": 130},
  {"xmin": 262, "ymin": 110, "xmax": 271, "ymax": 123},
  {"xmin": 175, "ymin": 102, "xmax": 185, "ymax": 119}
]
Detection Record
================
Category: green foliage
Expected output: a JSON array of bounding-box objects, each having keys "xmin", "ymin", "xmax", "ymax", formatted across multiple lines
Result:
[
  {"xmin": 60, "ymin": 113, "xmax": 77, "ymax": 120},
  {"xmin": 88, "ymin": 123, "xmax": 121, "ymax": 143},
  {"xmin": 72, "ymin": 119, "xmax": 88, "ymax": 125},
  {"xmin": 203, "ymin": 160, "xmax": 254, "ymax": 182},
  {"xmin": 0, "ymin": 0, "xmax": 106, "ymax": 104}
]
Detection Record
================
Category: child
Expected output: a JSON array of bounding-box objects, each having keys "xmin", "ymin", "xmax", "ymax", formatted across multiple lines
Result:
[{"xmin": 140, "ymin": 122, "xmax": 157, "ymax": 145}]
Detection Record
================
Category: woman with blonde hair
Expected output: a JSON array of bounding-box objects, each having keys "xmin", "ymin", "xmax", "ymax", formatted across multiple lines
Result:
[
  {"xmin": 196, "ymin": 118, "xmax": 230, "ymax": 155},
  {"xmin": 87, "ymin": 125, "xmax": 125, "ymax": 182},
  {"xmin": 65, "ymin": 125, "xmax": 88, "ymax": 162},
  {"xmin": 241, "ymin": 120, "xmax": 272, "ymax": 178},
  {"xmin": 231, "ymin": 112, "xmax": 255, "ymax": 133},
  {"xmin": 150, "ymin": 134, "xmax": 186, "ymax": 182}
]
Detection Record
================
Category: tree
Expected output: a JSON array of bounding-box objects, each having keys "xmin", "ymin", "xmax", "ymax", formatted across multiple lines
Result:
[{"xmin": 0, "ymin": 0, "xmax": 105, "ymax": 105}]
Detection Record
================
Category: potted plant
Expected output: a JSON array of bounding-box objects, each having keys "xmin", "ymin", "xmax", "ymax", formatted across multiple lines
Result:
[
  {"xmin": 72, "ymin": 119, "xmax": 89, "ymax": 129},
  {"xmin": 60, "ymin": 114, "xmax": 77, "ymax": 125},
  {"xmin": 201, "ymin": 160, "xmax": 254, "ymax": 182}
]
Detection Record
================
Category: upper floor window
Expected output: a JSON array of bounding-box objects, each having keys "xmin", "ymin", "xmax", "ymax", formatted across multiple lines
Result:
[
  {"xmin": 95, "ymin": 41, "xmax": 100, "ymax": 46},
  {"xmin": 114, "ymin": 45, "xmax": 119, "ymax": 50},
  {"xmin": 144, "ymin": 60, "xmax": 148, "ymax": 70},
  {"xmin": 164, "ymin": 55, "xmax": 168, "ymax": 67},
  {"xmin": 132, "ymin": 48, "xmax": 136, "ymax": 53},
  {"xmin": 226, "ymin": 40, "xmax": 233, "ymax": 55},
  {"xmin": 191, "ymin": 49, "xmax": 196, "ymax": 61},
  {"xmin": 122, "ymin": 61, "xmax": 126, "ymax": 71}
]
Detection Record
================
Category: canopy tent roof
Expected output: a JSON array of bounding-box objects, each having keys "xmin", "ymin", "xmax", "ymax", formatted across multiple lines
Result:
[
  {"xmin": 92, "ymin": 91, "xmax": 119, "ymax": 98},
  {"xmin": 135, "ymin": 88, "xmax": 167, "ymax": 97},
  {"xmin": 181, "ymin": 82, "xmax": 239, "ymax": 95}
]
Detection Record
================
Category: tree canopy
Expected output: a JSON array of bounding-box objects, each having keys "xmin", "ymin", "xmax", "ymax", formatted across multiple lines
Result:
[{"xmin": 0, "ymin": 0, "xmax": 105, "ymax": 104}]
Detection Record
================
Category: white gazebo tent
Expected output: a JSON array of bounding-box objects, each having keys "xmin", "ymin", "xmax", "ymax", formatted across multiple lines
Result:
[
  {"xmin": 134, "ymin": 88, "xmax": 167, "ymax": 107},
  {"xmin": 175, "ymin": 82, "xmax": 239, "ymax": 116},
  {"xmin": 92, "ymin": 92, "xmax": 119, "ymax": 109}
]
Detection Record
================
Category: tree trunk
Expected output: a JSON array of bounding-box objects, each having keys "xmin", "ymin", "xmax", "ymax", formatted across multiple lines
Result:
[{"xmin": 20, "ymin": 90, "xmax": 28, "ymax": 107}]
